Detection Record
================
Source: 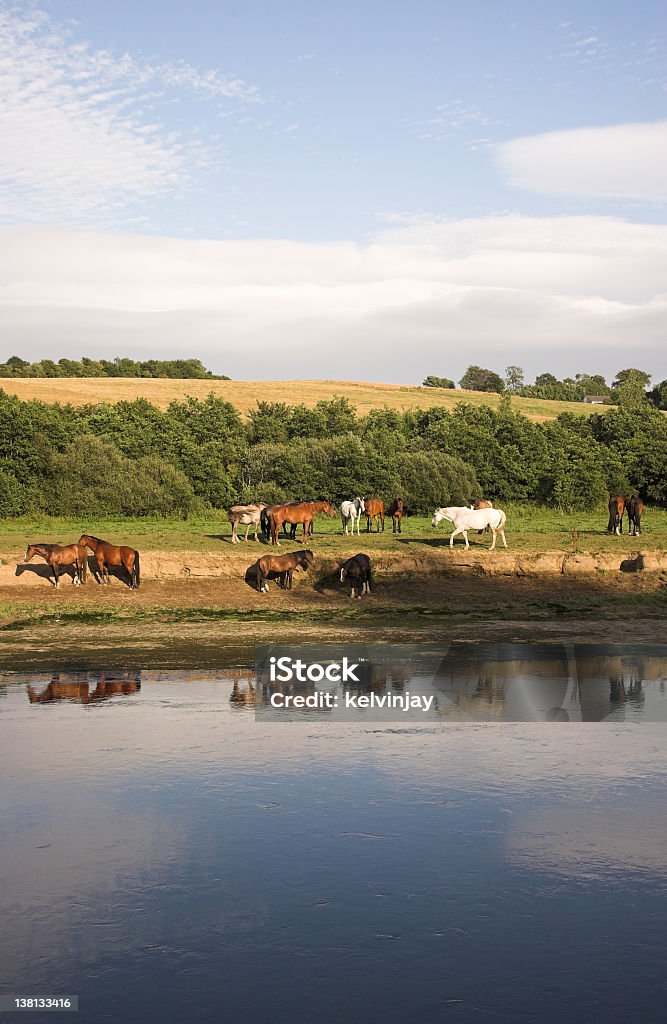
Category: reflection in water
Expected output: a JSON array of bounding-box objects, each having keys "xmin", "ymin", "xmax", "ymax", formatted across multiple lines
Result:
[
  {"xmin": 243, "ymin": 643, "xmax": 667, "ymax": 722},
  {"xmin": 26, "ymin": 669, "xmax": 141, "ymax": 705}
]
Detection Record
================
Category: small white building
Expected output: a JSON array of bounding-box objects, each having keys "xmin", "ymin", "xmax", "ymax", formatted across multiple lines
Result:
[{"xmin": 582, "ymin": 395, "xmax": 608, "ymax": 405}]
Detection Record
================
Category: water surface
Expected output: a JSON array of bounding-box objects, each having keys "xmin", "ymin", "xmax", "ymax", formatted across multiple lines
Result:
[{"xmin": 2, "ymin": 645, "xmax": 667, "ymax": 1023}]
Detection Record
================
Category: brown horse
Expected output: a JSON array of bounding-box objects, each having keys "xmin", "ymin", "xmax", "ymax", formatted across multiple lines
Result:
[
  {"xmin": 365, "ymin": 498, "xmax": 385, "ymax": 532},
  {"xmin": 25, "ymin": 543, "xmax": 88, "ymax": 588},
  {"xmin": 607, "ymin": 496, "xmax": 628, "ymax": 535},
  {"xmin": 627, "ymin": 495, "xmax": 644, "ymax": 536},
  {"xmin": 79, "ymin": 535, "xmax": 140, "ymax": 588},
  {"xmin": 268, "ymin": 501, "xmax": 335, "ymax": 545},
  {"xmin": 255, "ymin": 549, "xmax": 314, "ymax": 592},
  {"xmin": 388, "ymin": 498, "xmax": 406, "ymax": 534},
  {"xmin": 471, "ymin": 498, "xmax": 493, "ymax": 534}
]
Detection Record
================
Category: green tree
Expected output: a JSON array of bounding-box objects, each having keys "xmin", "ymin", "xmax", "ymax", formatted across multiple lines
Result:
[
  {"xmin": 504, "ymin": 365, "xmax": 524, "ymax": 392},
  {"xmin": 423, "ymin": 375, "xmax": 455, "ymax": 389},
  {"xmin": 459, "ymin": 365, "xmax": 505, "ymax": 393}
]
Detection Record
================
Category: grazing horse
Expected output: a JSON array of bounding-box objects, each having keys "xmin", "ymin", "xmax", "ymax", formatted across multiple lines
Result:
[
  {"xmin": 627, "ymin": 495, "xmax": 644, "ymax": 536},
  {"xmin": 340, "ymin": 497, "xmax": 365, "ymax": 535},
  {"xmin": 364, "ymin": 498, "xmax": 385, "ymax": 533},
  {"xmin": 268, "ymin": 501, "xmax": 335, "ymax": 546},
  {"xmin": 607, "ymin": 496, "xmax": 628, "ymax": 535},
  {"xmin": 227, "ymin": 502, "xmax": 267, "ymax": 543},
  {"xmin": 79, "ymin": 535, "xmax": 140, "ymax": 589},
  {"xmin": 432, "ymin": 506, "xmax": 508, "ymax": 550},
  {"xmin": 24, "ymin": 543, "xmax": 88, "ymax": 588},
  {"xmin": 388, "ymin": 498, "xmax": 406, "ymax": 534},
  {"xmin": 339, "ymin": 553, "xmax": 372, "ymax": 599},
  {"xmin": 255, "ymin": 549, "xmax": 314, "ymax": 592}
]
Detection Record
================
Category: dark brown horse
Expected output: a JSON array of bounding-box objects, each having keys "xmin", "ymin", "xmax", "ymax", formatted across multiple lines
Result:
[
  {"xmin": 79, "ymin": 535, "xmax": 140, "ymax": 588},
  {"xmin": 25, "ymin": 543, "xmax": 88, "ymax": 588},
  {"xmin": 268, "ymin": 501, "xmax": 334, "ymax": 545},
  {"xmin": 255, "ymin": 549, "xmax": 314, "ymax": 592},
  {"xmin": 627, "ymin": 495, "xmax": 644, "ymax": 536},
  {"xmin": 388, "ymin": 498, "xmax": 405, "ymax": 534},
  {"xmin": 365, "ymin": 498, "xmax": 385, "ymax": 532},
  {"xmin": 607, "ymin": 496, "xmax": 628, "ymax": 535}
]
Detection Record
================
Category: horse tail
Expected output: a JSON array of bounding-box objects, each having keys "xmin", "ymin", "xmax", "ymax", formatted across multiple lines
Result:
[
  {"xmin": 133, "ymin": 551, "xmax": 141, "ymax": 588},
  {"xmin": 497, "ymin": 510, "xmax": 507, "ymax": 530}
]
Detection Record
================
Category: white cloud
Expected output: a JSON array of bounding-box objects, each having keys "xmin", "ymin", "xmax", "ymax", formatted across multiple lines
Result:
[
  {"xmin": 0, "ymin": 6, "xmax": 260, "ymax": 223},
  {"xmin": 495, "ymin": 120, "xmax": 667, "ymax": 203},
  {"xmin": 1, "ymin": 215, "xmax": 665, "ymax": 381}
]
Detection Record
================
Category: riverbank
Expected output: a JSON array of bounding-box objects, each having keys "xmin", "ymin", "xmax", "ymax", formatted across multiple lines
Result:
[{"xmin": 1, "ymin": 566, "xmax": 665, "ymax": 670}]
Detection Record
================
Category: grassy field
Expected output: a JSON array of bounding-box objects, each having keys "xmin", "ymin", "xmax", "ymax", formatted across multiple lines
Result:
[
  {"xmin": 1, "ymin": 507, "xmax": 666, "ymax": 557},
  {"xmin": 0, "ymin": 377, "xmax": 606, "ymax": 422}
]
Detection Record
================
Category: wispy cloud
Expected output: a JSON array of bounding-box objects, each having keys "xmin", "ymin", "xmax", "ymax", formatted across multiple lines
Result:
[
  {"xmin": 553, "ymin": 23, "xmax": 667, "ymax": 89},
  {"xmin": 0, "ymin": 5, "xmax": 261, "ymax": 223},
  {"xmin": 495, "ymin": 120, "xmax": 667, "ymax": 203},
  {"xmin": 412, "ymin": 99, "xmax": 507, "ymax": 143}
]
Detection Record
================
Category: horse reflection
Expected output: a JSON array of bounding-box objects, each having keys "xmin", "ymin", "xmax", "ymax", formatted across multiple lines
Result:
[{"xmin": 27, "ymin": 670, "xmax": 141, "ymax": 704}]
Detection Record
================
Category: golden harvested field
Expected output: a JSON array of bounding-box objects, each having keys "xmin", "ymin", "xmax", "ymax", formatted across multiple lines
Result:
[{"xmin": 0, "ymin": 377, "xmax": 603, "ymax": 421}]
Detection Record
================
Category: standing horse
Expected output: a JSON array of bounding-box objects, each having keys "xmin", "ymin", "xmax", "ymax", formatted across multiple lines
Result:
[
  {"xmin": 79, "ymin": 535, "xmax": 140, "ymax": 589},
  {"xmin": 627, "ymin": 495, "xmax": 644, "ymax": 536},
  {"xmin": 24, "ymin": 543, "xmax": 88, "ymax": 588},
  {"xmin": 340, "ymin": 497, "xmax": 365, "ymax": 535},
  {"xmin": 261, "ymin": 501, "xmax": 312, "ymax": 541},
  {"xmin": 364, "ymin": 498, "xmax": 385, "ymax": 533},
  {"xmin": 255, "ymin": 549, "xmax": 314, "ymax": 592},
  {"xmin": 268, "ymin": 501, "xmax": 335, "ymax": 546},
  {"xmin": 607, "ymin": 496, "xmax": 628, "ymax": 535},
  {"xmin": 432, "ymin": 506, "xmax": 508, "ymax": 550},
  {"xmin": 227, "ymin": 503, "xmax": 267, "ymax": 543},
  {"xmin": 388, "ymin": 498, "xmax": 405, "ymax": 534}
]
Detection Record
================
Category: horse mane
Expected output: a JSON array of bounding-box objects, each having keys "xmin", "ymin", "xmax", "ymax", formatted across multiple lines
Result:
[{"xmin": 83, "ymin": 534, "xmax": 103, "ymax": 543}]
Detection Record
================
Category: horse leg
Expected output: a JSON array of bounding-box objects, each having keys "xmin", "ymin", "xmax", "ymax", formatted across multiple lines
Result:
[
  {"xmin": 52, "ymin": 562, "xmax": 59, "ymax": 588},
  {"xmin": 500, "ymin": 528, "xmax": 507, "ymax": 549},
  {"xmin": 489, "ymin": 528, "xmax": 497, "ymax": 551},
  {"xmin": 398, "ymin": 517, "xmax": 401, "ymax": 534},
  {"xmin": 449, "ymin": 527, "xmax": 462, "ymax": 549}
]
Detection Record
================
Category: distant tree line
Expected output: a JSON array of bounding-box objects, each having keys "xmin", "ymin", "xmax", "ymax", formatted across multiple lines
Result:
[
  {"xmin": 0, "ymin": 355, "xmax": 228, "ymax": 380},
  {"xmin": 423, "ymin": 365, "xmax": 666, "ymax": 409},
  {"xmin": 0, "ymin": 386, "xmax": 665, "ymax": 519}
]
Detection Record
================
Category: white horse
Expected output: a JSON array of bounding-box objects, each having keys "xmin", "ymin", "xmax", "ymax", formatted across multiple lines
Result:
[
  {"xmin": 340, "ymin": 497, "xmax": 365, "ymax": 535},
  {"xmin": 227, "ymin": 503, "xmax": 267, "ymax": 543},
  {"xmin": 431, "ymin": 506, "xmax": 507, "ymax": 550}
]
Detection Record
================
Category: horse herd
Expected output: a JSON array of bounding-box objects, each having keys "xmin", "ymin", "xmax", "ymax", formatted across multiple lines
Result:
[
  {"xmin": 228, "ymin": 497, "xmax": 406, "ymax": 545},
  {"xmin": 19, "ymin": 492, "xmax": 645, "ymax": 594}
]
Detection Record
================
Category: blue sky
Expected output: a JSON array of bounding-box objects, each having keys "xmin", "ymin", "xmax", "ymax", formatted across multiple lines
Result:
[{"xmin": 0, "ymin": 0, "xmax": 665, "ymax": 382}]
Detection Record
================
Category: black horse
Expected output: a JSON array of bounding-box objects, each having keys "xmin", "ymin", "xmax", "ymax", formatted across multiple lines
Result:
[{"xmin": 339, "ymin": 553, "xmax": 372, "ymax": 599}]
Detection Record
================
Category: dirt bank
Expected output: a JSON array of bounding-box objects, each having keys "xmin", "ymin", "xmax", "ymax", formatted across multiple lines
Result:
[{"xmin": 5, "ymin": 546, "xmax": 667, "ymax": 588}]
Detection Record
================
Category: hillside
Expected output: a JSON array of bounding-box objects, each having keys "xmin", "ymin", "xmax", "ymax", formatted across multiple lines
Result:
[{"xmin": 0, "ymin": 377, "xmax": 604, "ymax": 421}]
